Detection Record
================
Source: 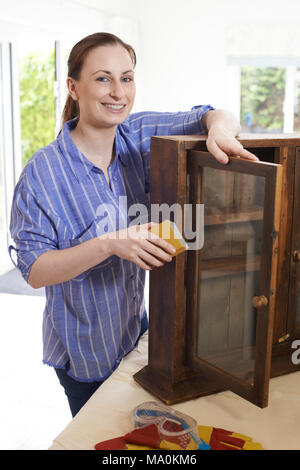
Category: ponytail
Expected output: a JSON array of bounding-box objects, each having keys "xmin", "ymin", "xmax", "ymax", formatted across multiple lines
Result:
[{"xmin": 61, "ymin": 95, "xmax": 79, "ymax": 129}]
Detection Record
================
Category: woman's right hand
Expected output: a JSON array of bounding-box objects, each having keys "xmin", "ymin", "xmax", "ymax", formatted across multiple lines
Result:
[{"xmin": 101, "ymin": 222, "xmax": 176, "ymax": 270}]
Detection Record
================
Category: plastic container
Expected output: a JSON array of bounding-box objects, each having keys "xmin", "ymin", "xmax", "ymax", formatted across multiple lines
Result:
[{"xmin": 132, "ymin": 401, "xmax": 208, "ymax": 450}]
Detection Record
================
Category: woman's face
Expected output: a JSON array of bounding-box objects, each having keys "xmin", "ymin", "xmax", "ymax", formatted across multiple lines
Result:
[{"xmin": 68, "ymin": 44, "xmax": 136, "ymax": 129}]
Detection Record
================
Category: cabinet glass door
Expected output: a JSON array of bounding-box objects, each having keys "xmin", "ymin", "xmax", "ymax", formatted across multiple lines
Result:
[
  {"xmin": 185, "ymin": 151, "xmax": 282, "ymax": 407},
  {"xmin": 289, "ymin": 148, "xmax": 300, "ymax": 330}
]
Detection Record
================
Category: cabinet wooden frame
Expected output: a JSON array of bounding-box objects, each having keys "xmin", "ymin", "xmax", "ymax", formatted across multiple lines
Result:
[{"xmin": 133, "ymin": 134, "xmax": 300, "ymax": 408}]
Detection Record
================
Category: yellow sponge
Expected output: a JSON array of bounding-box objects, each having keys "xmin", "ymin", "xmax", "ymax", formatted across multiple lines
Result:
[{"xmin": 149, "ymin": 220, "xmax": 188, "ymax": 257}]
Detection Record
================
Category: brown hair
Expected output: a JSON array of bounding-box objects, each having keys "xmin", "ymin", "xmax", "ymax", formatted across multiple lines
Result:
[{"xmin": 61, "ymin": 32, "xmax": 136, "ymax": 127}]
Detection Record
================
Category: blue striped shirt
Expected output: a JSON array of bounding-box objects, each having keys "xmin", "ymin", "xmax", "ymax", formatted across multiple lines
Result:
[{"xmin": 9, "ymin": 104, "xmax": 213, "ymax": 382}]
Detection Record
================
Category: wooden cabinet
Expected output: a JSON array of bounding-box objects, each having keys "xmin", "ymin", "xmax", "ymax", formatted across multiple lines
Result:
[{"xmin": 133, "ymin": 134, "xmax": 300, "ymax": 408}]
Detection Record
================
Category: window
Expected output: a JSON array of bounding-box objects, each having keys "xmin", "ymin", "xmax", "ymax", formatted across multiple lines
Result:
[
  {"xmin": 293, "ymin": 68, "xmax": 300, "ymax": 132},
  {"xmin": 0, "ymin": 47, "xmax": 6, "ymax": 259},
  {"xmin": 240, "ymin": 66, "xmax": 285, "ymax": 133},
  {"xmin": 0, "ymin": 42, "xmax": 19, "ymax": 273},
  {"xmin": 17, "ymin": 39, "xmax": 56, "ymax": 167},
  {"xmin": 227, "ymin": 58, "xmax": 300, "ymax": 134},
  {"xmin": 0, "ymin": 36, "xmax": 72, "ymax": 273}
]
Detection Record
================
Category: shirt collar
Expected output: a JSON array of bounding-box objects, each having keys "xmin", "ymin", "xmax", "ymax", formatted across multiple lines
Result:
[{"xmin": 57, "ymin": 118, "xmax": 128, "ymax": 183}]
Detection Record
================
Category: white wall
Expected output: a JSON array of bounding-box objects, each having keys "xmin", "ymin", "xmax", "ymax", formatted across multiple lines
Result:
[
  {"xmin": 131, "ymin": 0, "xmax": 300, "ymax": 114},
  {"xmin": 1, "ymin": 0, "xmax": 300, "ymax": 115}
]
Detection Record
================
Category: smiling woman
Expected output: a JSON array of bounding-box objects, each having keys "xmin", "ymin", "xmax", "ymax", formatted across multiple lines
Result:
[
  {"xmin": 62, "ymin": 33, "xmax": 136, "ymax": 125},
  {"xmin": 70, "ymin": 53, "xmax": 135, "ymax": 126},
  {"xmin": 9, "ymin": 31, "xmax": 257, "ymax": 418},
  {"xmin": 62, "ymin": 33, "xmax": 137, "ymax": 178}
]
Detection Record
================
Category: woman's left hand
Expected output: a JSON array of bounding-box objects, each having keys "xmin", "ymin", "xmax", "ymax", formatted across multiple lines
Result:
[{"xmin": 206, "ymin": 126, "xmax": 259, "ymax": 165}]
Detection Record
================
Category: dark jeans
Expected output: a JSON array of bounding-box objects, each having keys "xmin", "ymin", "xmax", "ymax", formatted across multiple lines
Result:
[
  {"xmin": 55, "ymin": 364, "xmax": 103, "ymax": 417},
  {"xmin": 55, "ymin": 315, "xmax": 149, "ymax": 417}
]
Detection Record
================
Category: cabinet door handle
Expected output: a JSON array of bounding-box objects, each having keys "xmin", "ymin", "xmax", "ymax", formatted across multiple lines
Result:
[
  {"xmin": 252, "ymin": 295, "xmax": 268, "ymax": 308},
  {"xmin": 293, "ymin": 250, "xmax": 300, "ymax": 262}
]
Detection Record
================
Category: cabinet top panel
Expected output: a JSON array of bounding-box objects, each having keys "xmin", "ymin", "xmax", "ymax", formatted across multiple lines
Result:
[{"xmin": 152, "ymin": 133, "xmax": 300, "ymax": 148}]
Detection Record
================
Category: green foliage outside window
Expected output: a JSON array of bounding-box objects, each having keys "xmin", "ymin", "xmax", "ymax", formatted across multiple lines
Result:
[
  {"xmin": 240, "ymin": 67, "xmax": 286, "ymax": 132},
  {"xmin": 294, "ymin": 70, "xmax": 300, "ymax": 131},
  {"xmin": 19, "ymin": 49, "xmax": 56, "ymax": 167}
]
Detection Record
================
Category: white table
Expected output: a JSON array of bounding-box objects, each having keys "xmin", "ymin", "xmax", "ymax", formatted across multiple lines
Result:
[{"xmin": 49, "ymin": 332, "xmax": 300, "ymax": 450}]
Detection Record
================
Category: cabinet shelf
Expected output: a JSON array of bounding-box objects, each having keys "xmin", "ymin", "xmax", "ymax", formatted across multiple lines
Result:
[
  {"xmin": 198, "ymin": 254, "xmax": 261, "ymax": 279},
  {"xmin": 204, "ymin": 205, "xmax": 264, "ymax": 226}
]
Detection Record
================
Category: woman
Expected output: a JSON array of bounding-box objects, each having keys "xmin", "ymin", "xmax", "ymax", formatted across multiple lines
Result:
[{"xmin": 9, "ymin": 32, "xmax": 258, "ymax": 417}]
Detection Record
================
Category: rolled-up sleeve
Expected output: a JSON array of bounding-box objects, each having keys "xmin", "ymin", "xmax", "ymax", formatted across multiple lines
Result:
[
  {"xmin": 125, "ymin": 104, "xmax": 215, "ymax": 198},
  {"xmin": 168, "ymin": 104, "xmax": 215, "ymax": 135},
  {"xmin": 9, "ymin": 174, "xmax": 58, "ymax": 283}
]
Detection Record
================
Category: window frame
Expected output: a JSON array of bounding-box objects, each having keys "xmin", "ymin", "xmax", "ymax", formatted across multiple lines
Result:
[{"xmin": 0, "ymin": 41, "xmax": 21, "ymax": 273}]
